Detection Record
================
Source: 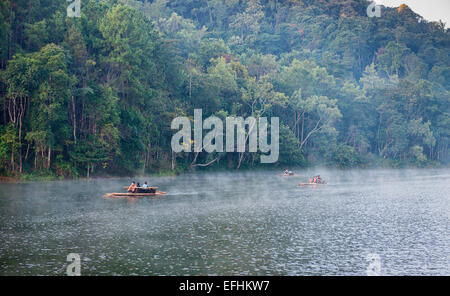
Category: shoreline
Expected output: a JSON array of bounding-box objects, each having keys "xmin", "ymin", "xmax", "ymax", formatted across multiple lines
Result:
[{"xmin": 1, "ymin": 165, "xmax": 448, "ymax": 183}]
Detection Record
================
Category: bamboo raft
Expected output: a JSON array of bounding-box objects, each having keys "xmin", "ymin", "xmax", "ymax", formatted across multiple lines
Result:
[
  {"xmin": 298, "ymin": 182, "xmax": 326, "ymax": 186},
  {"xmin": 104, "ymin": 187, "xmax": 167, "ymax": 198},
  {"xmin": 104, "ymin": 191, "xmax": 167, "ymax": 198}
]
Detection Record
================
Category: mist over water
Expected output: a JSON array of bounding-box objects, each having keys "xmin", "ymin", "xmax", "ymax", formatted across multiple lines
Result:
[{"xmin": 0, "ymin": 169, "xmax": 449, "ymax": 275}]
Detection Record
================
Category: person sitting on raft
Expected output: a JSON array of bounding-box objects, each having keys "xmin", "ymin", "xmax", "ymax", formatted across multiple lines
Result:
[
  {"xmin": 283, "ymin": 169, "xmax": 294, "ymax": 176},
  {"xmin": 127, "ymin": 181, "xmax": 137, "ymax": 193},
  {"xmin": 136, "ymin": 181, "xmax": 155, "ymax": 193},
  {"xmin": 310, "ymin": 175, "xmax": 323, "ymax": 184},
  {"xmin": 310, "ymin": 176, "xmax": 319, "ymax": 183}
]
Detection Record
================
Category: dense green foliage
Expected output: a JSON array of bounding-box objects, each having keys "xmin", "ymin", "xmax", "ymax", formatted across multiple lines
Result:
[{"xmin": 0, "ymin": 0, "xmax": 449, "ymax": 178}]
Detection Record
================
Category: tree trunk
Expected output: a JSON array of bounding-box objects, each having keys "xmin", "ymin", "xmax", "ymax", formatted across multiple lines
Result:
[
  {"xmin": 237, "ymin": 152, "xmax": 244, "ymax": 169},
  {"xmin": 18, "ymin": 114, "xmax": 22, "ymax": 174},
  {"xmin": 377, "ymin": 112, "xmax": 383, "ymax": 155},
  {"xmin": 10, "ymin": 149, "xmax": 14, "ymax": 173},
  {"xmin": 25, "ymin": 143, "xmax": 30, "ymax": 160},
  {"xmin": 47, "ymin": 146, "xmax": 51, "ymax": 169},
  {"xmin": 301, "ymin": 112, "xmax": 304, "ymax": 145},
  {"xmin": 2, "ymin": 96, "xmax": 6, "ymax": 125},
  {"xmin": 147, "ymin": 143, "xmax": 152, "ymax": 168},
  {"xmin": 72, "ymin": 95, "xmax": 77, "ymax": 144},
  {"xmin": 189, "ymin": 75, "xmax": 192, "ymax": 99},
  {"xmin": 171, "ymin": 151, "xmax": 175, "ymax": 170}
]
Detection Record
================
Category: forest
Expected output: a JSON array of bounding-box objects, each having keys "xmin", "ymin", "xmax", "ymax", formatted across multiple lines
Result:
[{"xmin": 0, "ymin": 0, "xmax": 449, "ymax": 179}]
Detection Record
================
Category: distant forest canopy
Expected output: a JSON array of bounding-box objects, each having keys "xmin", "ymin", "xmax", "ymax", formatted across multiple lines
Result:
[{"xmin": 0, "ymin": 0, "xmax": 449, "ymax": 178}]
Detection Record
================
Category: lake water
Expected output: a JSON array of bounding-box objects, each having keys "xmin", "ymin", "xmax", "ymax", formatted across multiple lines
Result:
[{"xmin": 0, "ymin": 169, "xmax": 449, "ymax": 275}]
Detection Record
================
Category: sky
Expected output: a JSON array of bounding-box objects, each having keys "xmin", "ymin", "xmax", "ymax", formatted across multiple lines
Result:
[{"xmin": 375, "ymin": 0, "xmax": 450, "ymax": 28}]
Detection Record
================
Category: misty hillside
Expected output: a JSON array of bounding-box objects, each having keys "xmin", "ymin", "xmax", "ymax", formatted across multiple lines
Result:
[{"xmin": 0, "ymin": 0, "xmax": 449, "ymax": 178}]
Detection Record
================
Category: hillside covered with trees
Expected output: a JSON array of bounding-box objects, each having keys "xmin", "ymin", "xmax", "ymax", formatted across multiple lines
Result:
[{"xmin": 0, "ymin": 0, "xmax": 449, "ymax": 179}]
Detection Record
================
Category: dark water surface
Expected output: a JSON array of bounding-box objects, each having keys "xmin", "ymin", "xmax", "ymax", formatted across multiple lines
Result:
[{"xmin": 0, "ymin": 169, "xmax": 449, "ymax": 275}]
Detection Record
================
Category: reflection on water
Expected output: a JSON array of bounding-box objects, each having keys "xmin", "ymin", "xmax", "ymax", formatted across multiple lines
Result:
[{"xmin": 0, "ymin": 169, "xmax": 449, "ymax": 275}]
